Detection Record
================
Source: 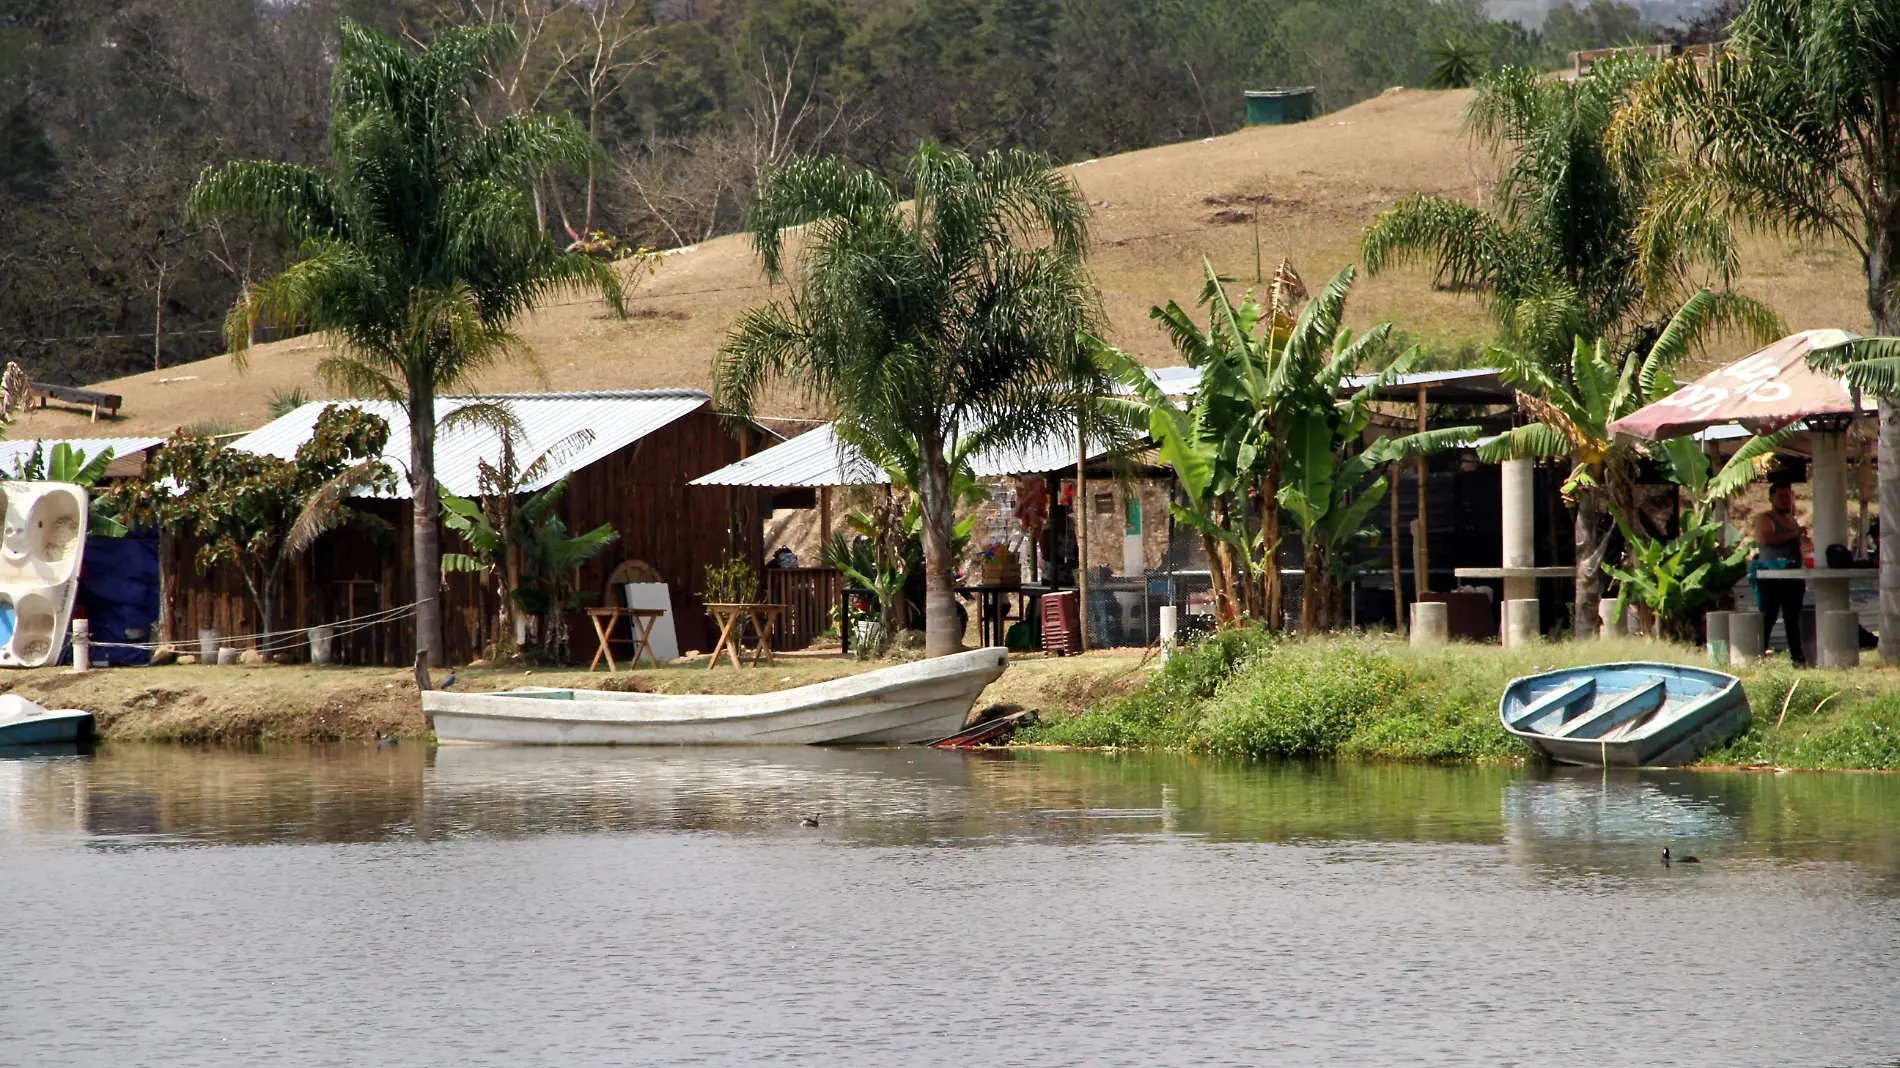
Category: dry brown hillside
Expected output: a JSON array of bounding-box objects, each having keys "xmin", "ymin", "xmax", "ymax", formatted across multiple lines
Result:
[{"xmin": 18, "ymin": 88, "xmax": 1869, "ymax": 440}]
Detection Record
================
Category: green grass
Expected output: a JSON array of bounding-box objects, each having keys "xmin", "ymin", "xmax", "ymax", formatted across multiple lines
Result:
[{"xmin": 1015, "ymin": 629, "xmax": 1900, "ymax": 770}]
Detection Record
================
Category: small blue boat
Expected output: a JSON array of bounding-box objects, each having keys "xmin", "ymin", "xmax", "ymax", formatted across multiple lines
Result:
[
  {"xmin": 1499, "ymin": 661, "xmax": 1750, "ymax": 767},
  {"xmin": 0, "ymin": 695, "xmax": 94, "ymax": 748}
]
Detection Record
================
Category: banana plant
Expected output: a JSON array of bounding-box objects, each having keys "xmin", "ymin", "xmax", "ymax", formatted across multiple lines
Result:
[
  {"xmin": 1089, "ymin": 257, "xmax": 1321, "ymax": 628},
  {"xmin": 1607, "ymin": 429, "xmax": 1787, "ymax": 638},
  {"xmin": 10, "ymin": 442, "xmax": 125, "ymax": 534},
  {"xmin": 1278, "ymin": 345, "xmax": 1479, "ymax": 633}
]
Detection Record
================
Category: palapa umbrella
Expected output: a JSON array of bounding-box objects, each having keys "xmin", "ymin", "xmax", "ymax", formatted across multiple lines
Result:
[{"xmin": 1607, "ymin": 329, "xmax": 1860, "ymax": 441}]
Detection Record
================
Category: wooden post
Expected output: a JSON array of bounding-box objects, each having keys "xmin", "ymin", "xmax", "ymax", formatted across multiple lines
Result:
[
  {"xmin": 819, "ymin": 486, "xmax": 831, "ymax": 546},
  {"xmin": 1077, "ymin": 415, "xmax": 1089, "ymax": 652},
  {"xmin": 1390, "ymin": 461, "xmax": 1405, "ymax": 633},
  {"xmin": 1413, "ymin": 384, "xmax": 1430, "ymax": 596}
]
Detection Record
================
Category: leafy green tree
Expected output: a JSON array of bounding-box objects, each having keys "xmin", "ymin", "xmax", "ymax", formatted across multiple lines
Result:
[
  {"xmin": 1611, "ymin": 0, "xmax": 1900, "ymax": 658},
  {"xmin": 715, "ymin": 144, "xmax": 1103, "ymax": 657},
  {"xmin": 1363, "ymin": 57, "xmax": 1775, "ymax": 365},
  {"xmin": 186, "ymin": 20, "xmax": 625, "ymax": 666},
  {"xmin": 105, "ymin": 405, "xmax": 394, "ymax": 649}
]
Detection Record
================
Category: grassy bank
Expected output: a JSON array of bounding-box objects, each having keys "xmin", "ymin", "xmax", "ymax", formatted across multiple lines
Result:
[
  {"xmin": 1013, "ymin": 630, "xmax": 1900, "ymax": 771},
  {"xmin": 3, "ymin": 648, "xmax": 1149, "ymax": 744}
]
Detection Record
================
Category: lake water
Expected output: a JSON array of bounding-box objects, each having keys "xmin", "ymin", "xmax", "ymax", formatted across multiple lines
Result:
[{"xmin": 3, "ymin": 744, "xmax": 1898, "ymax": 1067}]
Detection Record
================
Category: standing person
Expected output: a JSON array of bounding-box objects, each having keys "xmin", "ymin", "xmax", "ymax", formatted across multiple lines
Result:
[{"xmin": 1753, "ymin": 482, "xmax": 1809, "ymax": 666}]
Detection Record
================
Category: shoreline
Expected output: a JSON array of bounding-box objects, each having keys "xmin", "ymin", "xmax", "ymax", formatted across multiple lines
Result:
[{"xmin": 12, "ymin": 635, "xmax": 1900, "ymax": 772}]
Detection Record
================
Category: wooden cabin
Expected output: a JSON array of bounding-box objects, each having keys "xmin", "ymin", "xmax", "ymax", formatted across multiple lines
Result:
[{"xmin": 167, "ymin": 391, "xmax": 764, "ymax": 665}]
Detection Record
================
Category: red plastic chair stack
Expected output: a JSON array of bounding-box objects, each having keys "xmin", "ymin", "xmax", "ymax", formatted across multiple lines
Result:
[{"xmin": 1041, "ymin": 590, "xmax": 1080, "ymax": 655}]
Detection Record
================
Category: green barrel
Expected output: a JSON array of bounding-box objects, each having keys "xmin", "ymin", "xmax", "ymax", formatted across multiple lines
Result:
[{"xmin": 1244, "ymin": 87, "xmax": 1317, "ymax": 125}]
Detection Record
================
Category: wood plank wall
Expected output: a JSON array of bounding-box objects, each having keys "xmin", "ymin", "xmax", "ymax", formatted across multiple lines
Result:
[{"xmin": 163, "ymin": 405, "xmax": 761, "ymax": 665}]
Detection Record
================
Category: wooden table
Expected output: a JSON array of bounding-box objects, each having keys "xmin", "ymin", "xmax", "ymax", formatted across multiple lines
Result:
[
  {"xmin": 956, "ymin": 584, "xmax": 1051, "ymax": 648},
  {"xmin": 586, "ymin": 607, "xmax": 667, "ymax": 671},
  {"xmin": 705, "ymin": 603, "xmax": 786, "ymax": 669}
]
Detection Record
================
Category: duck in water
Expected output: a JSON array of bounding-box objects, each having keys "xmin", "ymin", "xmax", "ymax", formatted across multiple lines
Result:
[
  {"xmin": 1662, "ymin": 847, "xmax": 1699, "ymax": 865},
  {"xmin": 799, "ymin": 814, "xmax": 821, "ymax": 828}
]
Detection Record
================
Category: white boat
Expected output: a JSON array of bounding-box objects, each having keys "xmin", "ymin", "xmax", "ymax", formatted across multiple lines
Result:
[
  {"xmin": 424, "ymin": 647, "xmax": 1011, "ymax": 745},
  {"xmin": 0, "ymin": 481, "xmax": 89, "ymax": 668},
  {"xmin": 0, "ymin": 694, "xmax": 93, "ymax": 746}
]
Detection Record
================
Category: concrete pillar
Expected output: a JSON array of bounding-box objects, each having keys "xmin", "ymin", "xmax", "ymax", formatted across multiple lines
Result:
[
  {"xmin": 1504, "ymin": 597, "xmax": 1540, "ymax": 647},
  {"xmin": 1411, "ymin": 601, "xmax": 1448, "ymax": 647},
  {"xmin": 1811, "ymin": 429, "xmax": 1850, "ymax": 616},
  {"xmin": 1159, "ymin": 605, "xmax": 1177, "ymax": 663},
  {"xmin": 1730, "ymin": 611, "xmax": 1765, "ymax": 665},
  {"xmin": 1820, "ymin": 610, "xmax": 1860, "ymax": 668},
  {"xmin": 1705, "ymin": 610, "xmax": 1730, "ymax": 666},
  {"xmin": 70, "ymin": 618, "xmax": 89, "ymax": 673},
  {"xmin": 1598, "ymin": 600, "xmax": 1620, "ymax": 640},
  {"xmin": 1501, "ymin": 458, "xmax": 1536, "ymax": 603}
]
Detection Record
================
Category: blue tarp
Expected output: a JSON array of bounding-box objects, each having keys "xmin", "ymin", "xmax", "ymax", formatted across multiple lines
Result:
[{"xmin": 74, "ymin": 534, "xmax": 159, "ymax": 666}]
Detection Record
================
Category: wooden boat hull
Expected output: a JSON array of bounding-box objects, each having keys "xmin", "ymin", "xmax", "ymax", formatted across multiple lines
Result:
[
  {"xmin": 1499, "ymin": 661, "xmax": 1750, "ymax": 767},
  {"xmin": 423, "ymin": 648, "xmax": 1010, "ymax": 746}
]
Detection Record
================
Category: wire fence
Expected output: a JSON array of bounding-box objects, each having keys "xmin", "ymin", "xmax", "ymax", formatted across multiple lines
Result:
[{"xmin": 89, "ymin": 598, "xmax": 426, "ymax": 657}]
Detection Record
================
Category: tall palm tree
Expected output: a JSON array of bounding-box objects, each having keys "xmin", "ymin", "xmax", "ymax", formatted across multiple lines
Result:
[
  {"xmin": 1610, "ymin": 0, "xmax": 1900, "ymax": 659},
  {"xmin": 188, "ymin": 20, "xmax": 624, "ymax": 665},
  {"xmin": 716, "ymin": 144, "xmax": 1104, "ymax": 657},
  {"xmin": 1478, "ymin": 289, "xmax": 1727, "ymax": 636},
  {"xmin": 1363, "ymin": 57, "xmax": 1773, "ymax": 364}
]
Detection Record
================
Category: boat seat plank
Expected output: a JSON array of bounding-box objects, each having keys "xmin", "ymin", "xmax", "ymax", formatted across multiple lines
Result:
[
  {"xmin": 1552, "ymin": 677, "xmax": 1667, "ymax": 739},
  {"xmin": 1508, "ymin": 676, "xmax": 1597, "ymax": 729}
]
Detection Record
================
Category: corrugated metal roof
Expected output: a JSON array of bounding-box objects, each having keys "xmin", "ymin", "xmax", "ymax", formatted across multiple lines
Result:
[
  {"xmin": 231, "ymin": 390, "xmax": 710, "ymax": 498},
  {"xmin": 0, "ymin": 437, "xmax": 163, "ymax": 477},
  {"xmin": 691, "ymin": 421, "xmax": 1111, "ymax": 488}
]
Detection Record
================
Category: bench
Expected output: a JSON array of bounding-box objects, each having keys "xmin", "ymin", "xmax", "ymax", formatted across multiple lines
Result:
[
  {"xmin": 30, "ymin": 384, "xmax": 123, "ymax": 423},
  {"xmin": 1552, "ymin": 677, "xmax": 1667, "ymax": 739},
  {"xmin": 1507, "ymin": 676, "xmax": 1597, "ymax": 730}
]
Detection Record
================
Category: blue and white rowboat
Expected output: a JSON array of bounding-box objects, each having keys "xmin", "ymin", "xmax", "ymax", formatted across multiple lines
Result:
[{"xmin": 1499, "ymin": 661, "xmax": 1750, "ymax": 767}]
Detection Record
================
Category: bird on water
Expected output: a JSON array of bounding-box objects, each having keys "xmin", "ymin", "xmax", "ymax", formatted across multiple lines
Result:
[
  {"xmin": 800, "ymin": 814, "xmax": 821, "ymax": 827},
  {"xmin": 1662, "ymin": 847, "xmax": 1699, "ymax": 865}
]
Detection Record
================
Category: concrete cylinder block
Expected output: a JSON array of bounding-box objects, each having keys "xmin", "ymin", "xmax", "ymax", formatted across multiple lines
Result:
[
  {"xmin": 1504, "ymin": 598, "xmax": 1540, "ymax": 648},
  {"xmin": 1729, "ymin": 611, "xmax": 1765, "ymax": 665},
  {"xmin": 1705, "ymin": 610, "xmax": 1730, "ymax": 666},
  {"xmin": 1820, "ymin": 610, "xmax": 1860, "ymax": 669},
  {"xmin": 1597, "ymin": 599, "xmax": 1620, "ymax": 640},
  {"xmin": 1158, "ymin": 606, "xmax": 1178, "ymax": 663},
  {"xmin": 1410, "ymin": 601, "xmax": 1448, "ymax": 647}
]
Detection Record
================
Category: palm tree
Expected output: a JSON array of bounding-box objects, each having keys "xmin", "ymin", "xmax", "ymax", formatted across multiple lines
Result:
[
  {"xmin": 1478, "ymin": 290, "xmax": 1727, "ymax": 636},
  {"xmin": 187, "ymin": 20, "xmax": 625, "ymax": 666},
  {"xmin": 716, "ymin": 144, "xmax": 1104, "ymax": 657},
  {"xmin": 1425, "ymin": 39, "xmax": 1486, "ymax": 91},
  {"xmin": 1610, "ymin": 0, "xmax": 1900, "ymax": 658},
  {"xmin": 1363, "ymin": 57, "xmax": 1774, "ymax": 364}
]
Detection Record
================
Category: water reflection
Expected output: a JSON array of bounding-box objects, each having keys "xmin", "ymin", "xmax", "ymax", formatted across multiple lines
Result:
[
  {"xmin": 5, "ymin": 743, "xmax": 1900, "ymax": 875},
  {"xmin": 6, "ymin": 744, "xmax": 1900, "ymax": 1067}
]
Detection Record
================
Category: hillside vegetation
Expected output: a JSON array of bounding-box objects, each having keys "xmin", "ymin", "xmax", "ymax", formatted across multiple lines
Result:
[{"xmin": 19, "ymin": 88, "xmax": 1866, "ymax": 440}]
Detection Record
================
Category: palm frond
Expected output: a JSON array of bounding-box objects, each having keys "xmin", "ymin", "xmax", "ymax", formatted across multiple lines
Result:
[{"xmin": 1476, "ymin": 421, "xmax": 1570, "ymax": 462}]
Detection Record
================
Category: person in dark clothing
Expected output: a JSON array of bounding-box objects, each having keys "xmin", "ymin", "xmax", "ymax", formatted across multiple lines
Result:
[{"xmin": 1754, "ymin": 483, "xmax": 1808, "ymax": 665}]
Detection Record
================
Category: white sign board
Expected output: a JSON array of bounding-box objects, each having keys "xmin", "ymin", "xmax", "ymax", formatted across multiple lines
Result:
[{"xmin": 622, "ymin": 582, "xmax": 681, "ymax": 662}]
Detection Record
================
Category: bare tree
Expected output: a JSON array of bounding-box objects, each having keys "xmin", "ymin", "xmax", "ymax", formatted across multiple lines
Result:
[{"xmin": 550, "ymin": 0, "xmax": 657, "ymax": 240}]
